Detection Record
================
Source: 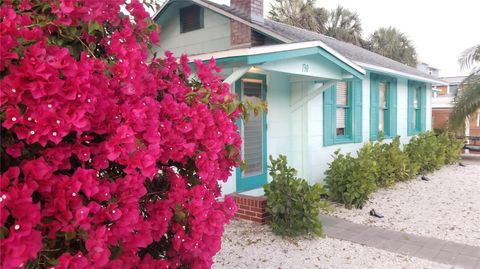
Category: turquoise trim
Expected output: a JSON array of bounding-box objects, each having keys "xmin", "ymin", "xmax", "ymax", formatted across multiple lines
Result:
[
  {"xmin": 370, "ymin": 73, "xmax": 397, "ymax": 140},
  {"xmin": 323, "ymin": 79, "xmax": 362, "ymax": 146},
  {"xmin": 247, "ymin": 47, "xmax": 364, "ymax": 79},
  {"xmin": 317, "ymin": 47, "xmax": 364, "ymax": 80},
  {"xmin": 247, "ymin": 47, "xmax": 320, "ymax": 65},
  {"xmin": 352, "ymin": 79, "xmax": 363, "ymax": 143},
  {"xmin": 235, "ymin": 73, "xmax": 268, "ymax": 193},
  {"xmin": 407, "ymin": 80, "xmax": 426, "ymax": 135},
  {"xmin": 363, "ymin": 67, "xmax": 439, "ymax": 85},
  {"xmin": 195, "ymin": 47, "xmax": 365, "ymax": 79}
]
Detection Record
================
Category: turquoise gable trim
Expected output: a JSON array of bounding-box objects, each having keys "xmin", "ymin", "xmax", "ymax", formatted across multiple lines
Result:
[
  {"xmin": 194, "ymin": 47, "xmax": 364, "ymax": 79},
  {"xmin": 247, "ymin": 47, "xmax": 364, "ymax": 79},
  {"xmin": 235, "ymin": 73, "xmax": 268, "ymax": 193},
  {"xmin": 247, "ymin": 47, "xmax": 320, "ymax": 65},
  {"xmin": 370, "ymin": 73, "xmax": 397, "ymax": 140},
  {"xmin": 318, "ymin": 47, "xmax": 364, "ymax": 80}
]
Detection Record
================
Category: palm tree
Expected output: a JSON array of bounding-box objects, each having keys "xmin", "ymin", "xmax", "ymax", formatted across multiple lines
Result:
[
  {"xmin": 269, "ymin": 0, "xmax": 319, "ymax": 32},
  {"xmin": 368, "ymin": 27, "xmax": 418, "ymax": 67},
  {"xmin": 449, "ymin": 44, "xmax": 480, "ymax": 131},
  {"xmin": 325, "ymin": 6, "xmax": 363, "ymax": 46}
]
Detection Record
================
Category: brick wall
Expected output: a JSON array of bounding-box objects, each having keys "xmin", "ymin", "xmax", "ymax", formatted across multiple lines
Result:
[
  {"xmin": 433, "ymin": 108, "xmax": 480, "ymax": 137},
  {"xmin": 432, "ymin": 108, "xmax": 451, "ymax": 130},
  {"xmin": 230, "ymin": 194, "xmax": 268, "ymax": 224},
  {"xmin": 230, "ymin": 20, "xmax": 252, "ymax": 48},
  {"xmin": 231, "ymin": 0, "xmax": 263, "ymax": 22},
  {"xmin": 230, "ymin": 21, "xmax": 265, "ymax": 48},
  {"xmin": 230, "ymin": 0, "xmax": 265, "ymax": 47}
]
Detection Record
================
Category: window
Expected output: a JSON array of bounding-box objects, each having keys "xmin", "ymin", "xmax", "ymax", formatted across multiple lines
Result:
[
  {"xmin": 408, "ymin": 81, "xmax": 426, "ymax": 135},
  {"xmin": 179, "ymin": 5, "xmax": 203, "ymax": 33},
  {"xmin": 370, "ymin": 74, "xmax": 397, "ymax": 140},
  {"xmin": 413, "ymin": 87, "xmax": 420, "ymax": 130},
  {"xmin": 379, "ymin": 82, "xmax": 387, "ymax": 133},
  {"xmin": 336, "ymin": 81, "xmax": 349, "ymax": 136},
  {"xmin": 323, "ymin": 79, "xmax": 362, "ymax": 146},
  {"xmin": 449, "ymin": 85, "xmax": 459, "ymax": 96}
]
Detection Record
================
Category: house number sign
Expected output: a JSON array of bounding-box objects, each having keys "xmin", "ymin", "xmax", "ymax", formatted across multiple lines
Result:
[{"xmin": 302, "ymin": 63, "xmax": 309, "ymax": 73}]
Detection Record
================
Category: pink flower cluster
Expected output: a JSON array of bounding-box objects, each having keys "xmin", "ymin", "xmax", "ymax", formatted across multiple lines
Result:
[{"xmin": 1, "ymin": 1, "xmax": 240, "ymax": 268}]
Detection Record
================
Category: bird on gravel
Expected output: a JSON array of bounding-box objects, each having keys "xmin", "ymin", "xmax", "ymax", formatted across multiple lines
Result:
[
  {"xmin": 459, "ymin": 162, "xmax": 466, "ymax": 167},
  {"xmin": 421, "ymin": 175, "xmax": 430, "ymax": 181}
]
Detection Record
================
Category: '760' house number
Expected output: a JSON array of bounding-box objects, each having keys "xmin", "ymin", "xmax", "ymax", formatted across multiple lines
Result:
[{"xmin": 302, "ymin": 64, "xmax": 309, "ymax": 73}]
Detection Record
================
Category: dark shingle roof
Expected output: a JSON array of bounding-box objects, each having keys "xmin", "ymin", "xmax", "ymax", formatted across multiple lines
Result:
[
  {"xmin": 170, "ymin": 0, "xmax": 441, "ymax": 82},
  {"xmin": 261, "ymin": 20, "xmax": 437, "ymax": 80}
]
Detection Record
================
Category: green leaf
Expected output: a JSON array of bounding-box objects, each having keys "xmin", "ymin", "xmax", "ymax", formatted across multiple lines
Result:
[
  {"xmin": 65, "ymin": 231, "xmax": 76, "ymax": 241},
  {"xmin": 0, "ymin": 226, "xmax": 9, "ymax": 239},
  {"xmin": 109, "ymin": 245, "xmax": 122, "ymax": 260},
  {"xmin": 87, "ymin": 22, "xmax": 103, "ymax": 35}
]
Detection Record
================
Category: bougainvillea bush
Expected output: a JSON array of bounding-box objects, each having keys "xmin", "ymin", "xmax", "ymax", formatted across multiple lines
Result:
[{"xmin": 0, "ymin": 1, "xmax": 245, "ymax": 268}]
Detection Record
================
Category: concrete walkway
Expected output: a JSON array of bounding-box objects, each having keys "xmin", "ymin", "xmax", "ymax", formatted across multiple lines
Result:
[{"xmin": 321, "ymin": 214, "xmax": 480, "ymax": 269}]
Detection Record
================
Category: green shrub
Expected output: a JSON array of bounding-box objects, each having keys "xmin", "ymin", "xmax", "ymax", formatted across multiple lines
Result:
[
  {"xmin": 264, "ymin": 155, "xmax": 329, "ymax": 237},
  {"xmin": 404, "ymin": 131, "xmax": 462, "ymax": 174},
  {"xmin": 324, "ymin": 144, "xmax": 377, "ymax": 209},
  {"xmin": 372, "ymin": 136, "xmax": 413, "ymax": 187},
  {"xmin": 405, "ymin": 132, "xmax": 445, "ymax": 174},
  {"xmin": 437, "ymin": 133, "xmax": 464, "ymax": 164}
]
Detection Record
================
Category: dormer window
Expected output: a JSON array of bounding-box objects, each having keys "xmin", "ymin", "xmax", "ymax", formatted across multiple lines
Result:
[{"xmin": 180, "ymin": 5, "xmax": 204, "ymax": 33}]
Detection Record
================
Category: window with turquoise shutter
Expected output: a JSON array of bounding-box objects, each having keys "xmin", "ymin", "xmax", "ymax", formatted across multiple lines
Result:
[
  {"xmin": 407, "ymin": 81, "xmax": 427, "ymax": 135},
  {"xmin": 323, "ymin": 79, "xmax": 362, "ymax": 146},
  {"xmin": 370, "ymin": 74, "xmax": 397, "ymax": 140}
]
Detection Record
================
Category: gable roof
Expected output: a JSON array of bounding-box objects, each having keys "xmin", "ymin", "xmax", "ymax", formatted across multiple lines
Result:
[{"xmin": 154, "ymin": 0, "xmax": 445, "ymax": 84}]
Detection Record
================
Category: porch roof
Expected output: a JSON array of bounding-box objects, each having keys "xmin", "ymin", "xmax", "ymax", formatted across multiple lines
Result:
[{"xmin": 189, "ymin": 41, "xmax": 366, "ymax": 79}]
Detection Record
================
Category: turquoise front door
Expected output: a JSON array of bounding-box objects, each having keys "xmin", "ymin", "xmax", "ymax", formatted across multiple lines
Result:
[{"xmin": 235, "ymin": 73, "xmax": 268, "ymax": 192}]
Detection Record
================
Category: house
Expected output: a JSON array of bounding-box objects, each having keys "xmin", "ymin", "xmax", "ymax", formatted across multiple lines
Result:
[
  {"xmin": 416, "ymin": 62, "xmax": 439, "ymax": 78},
  {"xmin": 153, "ymin": 0, "xmax": 446, "ymax": 221},
  {"xmin": 431, "ymin": 76, "xmax": 480, "ymax": 138}
]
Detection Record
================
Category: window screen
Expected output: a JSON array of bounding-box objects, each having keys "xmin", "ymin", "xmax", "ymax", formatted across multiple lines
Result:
[
  {"xmin": 242, "ymin": 81, "xmax": 263, "ymax": 176},
  {"xmin": 336, "ymin": 82, "xmax": 348, "ymax": 136},
  {"xmin": 180, "ymin": 5, "xmax": 203, "ymax": 33}
]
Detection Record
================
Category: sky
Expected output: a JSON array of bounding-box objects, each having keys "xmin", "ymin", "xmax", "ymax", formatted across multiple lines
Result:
[{"xmin": 211, "ymin": 0, "xmax": 479, "ymax": 77}]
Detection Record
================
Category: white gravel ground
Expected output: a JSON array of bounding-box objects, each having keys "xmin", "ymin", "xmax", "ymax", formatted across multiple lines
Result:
[
  {"xmin": 214, "ymin": 220, "xmax": 452, "ymax": 269},
  {"xmin": 331, "ymin": 164, "xmax": 480, "ymax": 247}
]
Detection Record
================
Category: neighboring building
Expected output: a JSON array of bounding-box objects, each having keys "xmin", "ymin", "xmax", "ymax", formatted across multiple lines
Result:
[
  {"xmin": 417, "ymin": 62, "xmax": 439, "ymax": 78},
  {"xmin": 153, "ymin": 0, "xmax": 445, "ymax": 198},
  {"xmin": 432, "ymin": 76, "xmax": 480, "ymax": 136}
]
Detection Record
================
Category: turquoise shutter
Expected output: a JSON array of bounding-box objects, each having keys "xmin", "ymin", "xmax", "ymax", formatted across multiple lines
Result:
[
  {"xmin": 420, "ymin": 84, "xmax": 427, "ymax": 131},
  {"xmin": 353, "ymin": 79, "xmax": 363, "ymax": 143},
  {"xmin": 407, "ymin": 82, "xmax": 414, "ymax": 135},
  {"xmin": 389, "ymin": 80, "xmax": 397, "ymax": 136},
  {"xmin": 370, "ymin": 76, "xmax": 379, "ymax": 140},
  {"xmin": 323, "ymin": 85, "xmax": 335, "ymax": 146}
]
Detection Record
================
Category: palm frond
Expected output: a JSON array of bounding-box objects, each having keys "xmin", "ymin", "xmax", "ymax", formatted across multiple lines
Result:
[
  {"xmin": 459, "ymin": 44, "xmax": 480, "ymax": 71},
  {"xmin": 449, "ymin": 69, "xmax": 480, "ymax": 131}
]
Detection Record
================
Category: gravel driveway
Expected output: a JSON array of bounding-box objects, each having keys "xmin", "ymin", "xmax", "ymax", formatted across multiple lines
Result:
[
  {"xmin": 331, "ymin": 162, "xmax": 480, "ymax": 247},
  {"xmin": 213, "ymin": 220, "xmax": 451, "ymax": 269}
]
